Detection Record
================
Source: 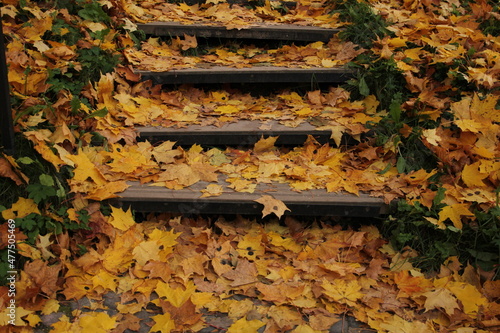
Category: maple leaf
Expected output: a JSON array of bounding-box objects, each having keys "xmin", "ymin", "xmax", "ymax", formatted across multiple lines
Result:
[
  {"xmin": 438, "ymin": 204, "xmax": 474, "ymax": 229},
  {"xmin": 108, "ymin": 206, "xmax": 136, "ymax": 231},
  {"xmin": 254, "ymin": 136, "xmax": 278, "ymax": 154},
  {"xmin": 254, "ymin": 195, "xmax": 290, "ymax": 218},
  {"xmin": 1, "ymin": 197, "xmax": 40, "ymax": 220},
  {"xmin": 200, "ymin": 183, "xmax": 224, "ymax": 198},
  {"xmin": 321, "ymin": 279, "xmax": 364, "ymax": 307},
  {"xmin": 133, "ymin": 240, "xmax": 162, "ymax": 267},
  {"xmin": 227, "ymin": 317, "xmax": 265, "ymax": 333},
  {"xmin": 91, "ymin": 270, "xmax": 118, "ymax": 292},
  {"xmin": 461, "ymin": 162, "xmax": 489, "ymax": 188},
  {"xmin": 222, "ymin": 258, "xmax": 258, "ymax": 286},
  {"xmin": 156, "ymin": 281, "xmax": 196, "ymax": 307},
  {"xmin": 423, "ymin": 288, "xmax": 459, "ymax": 315},
  {"xmin": 68, "ymin": 148, "xmax": 107, "ymax": 186},
  {"xmin": 41, "ymin": 299, "xmax": 60, "ymax": 315},
  {"xmin": 447, "ymin": 282, "xmax": 489, "ymax": 316},
  {"xmin": 151, "ymin": 313, "xmax": 176, "ymax": 333},
  {"xmin": 377, "ymin": 314, "xmax": 433, "ymax": 333},
  {"xmin": 78, "ymin": 312, "xmax": 117, "ymax": 333}
]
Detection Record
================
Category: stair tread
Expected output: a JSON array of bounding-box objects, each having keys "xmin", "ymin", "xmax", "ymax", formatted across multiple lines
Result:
[
  {"xmin": 137, "ymin": 120, "xmax": 337, "ymax": 145},
  {"xmin": 114, "ymin": 179, "xmax": 388, "ymax": 216},
  {"xmin": 136, "ymin": 66, "xmax": 353, "ymax": 84},
  {"xmin": 138, "ymin": 21, "xmax": 340, "ymax": 41}
]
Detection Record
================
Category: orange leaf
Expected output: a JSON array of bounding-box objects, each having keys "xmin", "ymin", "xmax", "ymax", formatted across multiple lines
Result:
[{"xmin": 254, "ymin": 195, "xmax": 290, "ymax": 218}]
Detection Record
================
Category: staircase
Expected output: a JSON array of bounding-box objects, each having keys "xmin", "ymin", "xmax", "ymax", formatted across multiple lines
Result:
[{"xmin": 113, "ymin": 3, "xmax": 389, "ymax": 217}]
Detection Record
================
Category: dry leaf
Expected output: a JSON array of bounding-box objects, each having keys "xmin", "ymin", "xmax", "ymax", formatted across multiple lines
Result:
[{"xmin": 254, "ymin": 195, "xmax": 290, "ymax": 218}]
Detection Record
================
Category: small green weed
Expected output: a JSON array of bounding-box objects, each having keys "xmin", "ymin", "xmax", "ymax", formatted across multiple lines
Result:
[
  {"xmin": 384, "ymin": 189, "xmax": 500, "ymax": 278},
  {"xmin": 329, "ymin": 0, "xmax": 393, "ymax": 49}
]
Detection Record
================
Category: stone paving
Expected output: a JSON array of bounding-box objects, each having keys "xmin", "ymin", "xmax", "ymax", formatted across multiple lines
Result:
[{"xmin": 35, "ymin": 292, "xmax": 373, "ymax": 333}]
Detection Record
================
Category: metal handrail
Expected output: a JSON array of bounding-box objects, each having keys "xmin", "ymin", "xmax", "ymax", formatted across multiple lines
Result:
[{"xmin": 0, "ymin": 16, "xmax": 15, "ymax": 153}]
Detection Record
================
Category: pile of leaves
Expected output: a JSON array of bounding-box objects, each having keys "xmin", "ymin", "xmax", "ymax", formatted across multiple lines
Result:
[
  {"xmin": 116, "ymin": 0, "xmax": 344, "ymax": 29},
  {"xmin": 2, "ymin": 207, "xmax": 500, "ymax": 332},
  {"xmin": 1, "ymin": 0, "xmax": 500, "ymax": 332},
  {"xmin": 124, "ymin": 35, "xmax": 363, "ymax": 71}
]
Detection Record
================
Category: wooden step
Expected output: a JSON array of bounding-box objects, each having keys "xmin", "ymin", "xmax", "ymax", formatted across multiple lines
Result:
[
  {"xmin": 137, "ymin": 120, "xmax": 336, "ymax": 145},
  {"xmin": 137, "ymin": 22, "xmax": 339, "ymax": 42},
  {"xmin": 113, "ymin": 180, "xmax": 389, "ymax": 217},
  {"xmin": 137, "ymin": 66, "xmax": 353, "ymax": 85},
  {"xmin": 182, "ymin": 0, "xmax": 297, "ymax": 9}
]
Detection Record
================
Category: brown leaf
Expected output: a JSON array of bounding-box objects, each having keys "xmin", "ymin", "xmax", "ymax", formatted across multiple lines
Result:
[
  {"xmin": 0, "ymin": 157, "xmax": 25, "ymax": 185},
  {"xmin": 222, "ymin": 258, "xmax": 258, "ymax": 286},
  {"xmin": 24, "ymin": 259, "xmax": 62, "ymax": 297},
  {"xmin": 159, "ymin": 298, "xmax": 202, "ymax": 327}
]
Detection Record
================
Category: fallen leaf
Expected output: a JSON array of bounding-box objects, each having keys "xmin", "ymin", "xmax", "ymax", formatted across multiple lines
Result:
[
  {"xmin": 108, "ymin": 206, "xmax": 136, "ymax": 231},
  {"xmin": 254, "ymin": 195, "xmax": 290, "ymax": 218},
  {"xmin": 423, "ymin": 288, "xmax": 459, "ymax": 315}
]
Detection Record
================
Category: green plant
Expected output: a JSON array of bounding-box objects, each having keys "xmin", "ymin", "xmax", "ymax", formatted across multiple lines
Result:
[
  {"xmin": 0, "ymin": 136, "xmax": 90, "ymax": 282},
  {"xmin": 383, "ymin": 188, "xmax": 500, "ymax": 278},
  {"xmin": 330, "ymin": 0, "xmax": 393, "ymax": 49},
  {"xmin": 345, "ymin": 56, "xmax": 409, "ymax": 111}
]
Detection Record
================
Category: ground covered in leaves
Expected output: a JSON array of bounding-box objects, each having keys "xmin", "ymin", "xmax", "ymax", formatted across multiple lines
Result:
[
  {"xmin": 4, "ymin": 212, "xmax": 500, "ymax": 332},
  {"xmin": 1, "ymin": 0, "xmax": 500, "ymax": 332}
]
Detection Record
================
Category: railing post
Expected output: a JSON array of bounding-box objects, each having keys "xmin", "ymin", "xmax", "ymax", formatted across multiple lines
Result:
[{"xmin": 0, "ymin": 15, "xmax": 15, "ymax": 154}]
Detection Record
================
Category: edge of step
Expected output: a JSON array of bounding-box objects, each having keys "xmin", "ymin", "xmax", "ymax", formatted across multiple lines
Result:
[
  {"xmin": 137, "ymin": 21, "xmax": 341, "ymax": 42},
  {"xmin": 136, "ymin": 120, "xmax": 335, "ymax": 145},
  {"xmin": 136, "ymin": 66, "xmax": 354, "ymax": 84},
  {"xmin": 111, "ymin": 180, "xmax": 389, "ymax": 217}
]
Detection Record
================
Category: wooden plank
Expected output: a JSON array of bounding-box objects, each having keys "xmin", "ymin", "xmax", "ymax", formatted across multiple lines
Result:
[
  {"xmin": 137, "ymin": 22, "xmax": 339, "ymax": 42},
  {"xmin": 112, "ymin": 180, "xmax": 389, "ymax": 217},
  {"xmin": 182, "ymin": 0, "xmax": 297, "ymax": 8},
  {"xmin": 137, "ymin": 120, "xmax": 335, "ymax": 145},
  {"xmin": 136, "ymin": 66, "xmax": 353, "ymax": 84}
]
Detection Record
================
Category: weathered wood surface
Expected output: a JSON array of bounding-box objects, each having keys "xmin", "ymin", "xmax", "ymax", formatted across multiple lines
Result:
[
  {"xmin": 137, "ymin": 22, "xmax": 339, "ymax": 41},
  {"xmin": 113, "ymin": 180, "xmax": 389, "ymax": 217},
  {"xmin": 181, "ymin": 0, "xmax": 297, "ymax": 8},
  {"xmin": 137, "ymin": 120, "xmax": 336, "ymax": 145},
  {"xmin": 137, "ymin": 66, "xmax": 353, "ymax": 84}
]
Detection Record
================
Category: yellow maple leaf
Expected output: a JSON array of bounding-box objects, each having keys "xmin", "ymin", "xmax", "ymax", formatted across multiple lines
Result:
[
  {"xmin": 68, "ymin": 148, "xmax": 107, "ymax": 186},
  {"xmin": 254, "ymin": 195, "xmax": 290, "ymax": 218},
  {"xmin": 25, "ymin": 313, "xmax": 41, "ymax": 326},
  {"xmin": 321, "ymin": 279, "xmax": 364, "ymax": 307},
  {"xmin": 108, "ymin": 206, "xmax": 136, "ymax": 231},
  {"xmin": 215, "ymin": 104, "xmax": 240, "ymax": 114},
  {"xmin": 155, "ymin": 281, "xmax": 196, "ymax": 307},
  {"xmin": 148, "ymin": 228, "xmax": 179, "ymax": 248},
  {"xmin": 91, "ymin": 270, "xmax": 118, "ymax": 292},
  {"xmin": 268, "ymin": 231, "xmax": 302, "ymax": 252},
  {"xmin": 438, "ymin": 204, "xmax": 474, "ymax": 229},
  {"xmin": 227, "ymin": 317, "xmax": 265, "ymax": 333},
  {"xmin": 79, "ymin": 312, "xmax": 117, "ymax": 333},
  {"xmin": 85, "ymin": 180, "xmax": 129, "ymax": 201},
  {"xmin": 133, "ymin": 240, "xmax": 161, "ymax": 266},
  {"xmin": 254, "ymin": 136, "xmax": 278, "ymax": 154},
  {"xmin": 378, "ymin": 314, "xmax": 433, "ymax": 333},
  {"xmin": 447, "ymin": 282, "xmax": 489, "ymax": 316},
  {"xmin": 151, "ymin": 313, "xmax": 176, "ymax": 333},
  {"xmin": 461, "ymin": 162, "xmax": 489, "ymax": 188},
  {"xmin": 41, "ymin": 299, "xmax": 60, "ymax": 315},
  {"xmin": 2, "ymin": 197, "xmax": 40, "ymax": 219}
]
